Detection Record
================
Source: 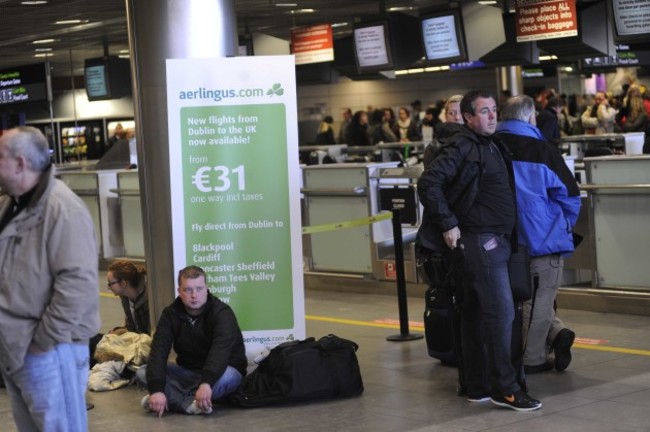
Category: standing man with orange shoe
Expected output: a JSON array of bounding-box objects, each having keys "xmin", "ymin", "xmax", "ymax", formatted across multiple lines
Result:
[{"xmin": 418, "ymin": 91, "xmax": 542, "ymax": 411}]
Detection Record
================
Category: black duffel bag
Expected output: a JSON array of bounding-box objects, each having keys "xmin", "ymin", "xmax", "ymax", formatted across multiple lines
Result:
[{"xmin": 231, "ymin": 334, "xmax": 363, "ymax": 407}]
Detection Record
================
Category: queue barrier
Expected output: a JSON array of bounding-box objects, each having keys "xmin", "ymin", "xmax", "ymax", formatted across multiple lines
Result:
[{"xmin": 301, "ymin": 210, "xmax": 423, "ymax": 342}]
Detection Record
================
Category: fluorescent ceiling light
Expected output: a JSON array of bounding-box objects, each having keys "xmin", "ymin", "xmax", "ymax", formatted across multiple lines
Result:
[
  {"xmin": 34, "ymin": 47, "xmax": 52, "ymax": 52},
  {"xmin": 539, "ymin": 55, "xmax": 558, "ymax": 61},
  {"xmin": 33, "ymin": 39, "xmax": 55, "ymax": 44},
  {"xmin": 275, "ymin": 2, "xmax": 297, "ymax": 6},
  {"xmin": 34, "ymin": 53, "xmax": 52, "ymax": 58},
  {"xmin": 118, "ymin": 54, "xmax": 130, "ymax": 59},
  {"xmin": 119, "ymin": 49, "xmax": 130, "ymax": 54},
  {"xmin": 331, "ymin": 22, "xmax": 348, "ymax": 28},
  {"xmin": 478, "ymin": 1, "xmax": 497, "ymax": 4},
  {"xmin": 388, "ymin": 6, "xmax": 414, "ymax": 11},
  {"xmin": 21, "ymin": 1, "xmax": 48, "ymax": 4},
  {"xmin": 55, "ymin": 19, "xmax": 84, "ymax": 25},
  {"xmin": 290, "ymin": 8, "xmax": 315, "ymax": 14}
]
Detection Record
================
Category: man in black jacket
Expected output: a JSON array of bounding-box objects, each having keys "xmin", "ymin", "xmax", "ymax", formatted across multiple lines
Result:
[
  {"xmin": 417, "ymin": 90, "xmax": 541, "ymax": 412},
  {"xmin": 139, "ymin": 266, "xmax": 247, "ymax": 416}
]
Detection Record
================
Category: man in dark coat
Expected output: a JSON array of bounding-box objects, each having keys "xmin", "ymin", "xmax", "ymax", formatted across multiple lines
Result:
[{"xmin": 139, "ymin": 266, "xmax": 247, "ymax": 416}]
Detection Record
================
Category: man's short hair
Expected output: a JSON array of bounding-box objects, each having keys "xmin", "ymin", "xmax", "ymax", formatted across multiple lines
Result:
[
  {"xmin": 499, "ymin": 95, "xmax": 536, "ymax": 122},
  {"xmin": 178, "ymin": 265, "xmax": 207, "ymax": 286},
  {"xmin": 4, "ymin": 126, "xmax": 50, "ymax": 172},
  {"xmin": 460, "ymin": 90, "xmax": 496, "ymax": 117}
]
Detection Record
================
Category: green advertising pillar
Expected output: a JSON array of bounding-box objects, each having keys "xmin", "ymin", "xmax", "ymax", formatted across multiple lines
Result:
[{"xmin": 125, "ymin": 0, "xmax": 237, "ymax": 324}]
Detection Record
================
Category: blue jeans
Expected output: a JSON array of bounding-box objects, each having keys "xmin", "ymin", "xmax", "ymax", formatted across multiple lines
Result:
[
  {"xmin": 136, "ymin": 364, "xmax": 242, "ymax": 413},
  {"xmin": 2, "ymin": 343, "xmax": 89, "ymax": 432},
  {"xmin": 458, "ymin": 233, "xmax": 519, "ymax": 397}
]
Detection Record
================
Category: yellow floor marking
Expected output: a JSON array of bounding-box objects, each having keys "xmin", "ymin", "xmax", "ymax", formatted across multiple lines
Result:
[
  {"xmin": 99, "ymin": 297, "xmax": 650, "ymax": 357},
  {"xmin": 306, "ymin": 314, "xmax": 650, "ymax": 357}
]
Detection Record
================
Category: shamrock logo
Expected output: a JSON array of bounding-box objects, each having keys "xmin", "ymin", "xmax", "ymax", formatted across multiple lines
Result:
[{"xmin": 266, "ymin": 83, "xmax": 284, "ymax": 97}]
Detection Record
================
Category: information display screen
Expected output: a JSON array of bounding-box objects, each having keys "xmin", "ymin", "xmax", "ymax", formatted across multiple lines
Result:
[
  {"xmin": 85, "ymin": 63, "xmax": 110, "ymax": 101},
  {"xmin": 419, "ymin": 9, "xmax": 467, "ymax": 65},
  {"xmin": 611, "ymin": 0, "xmax": 650, "ymax": 42},
  {"xmin": 353, "ymin": 22, "xmax": 393, "ymax": 71}
]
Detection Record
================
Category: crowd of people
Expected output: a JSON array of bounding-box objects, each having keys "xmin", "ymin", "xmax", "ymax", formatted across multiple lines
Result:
[{"xmin": 320, "ymin": 84, "xmax": 650, "ymax": 154}]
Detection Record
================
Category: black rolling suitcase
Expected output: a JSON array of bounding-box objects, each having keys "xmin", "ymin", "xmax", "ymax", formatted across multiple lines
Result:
[
  {"xmin": 423, "ymin": 286, "xmax": 456, "ymax": 365},
  {"xmin": 418, "ymin": 250, "xmax": 463, "ymax": 369}
]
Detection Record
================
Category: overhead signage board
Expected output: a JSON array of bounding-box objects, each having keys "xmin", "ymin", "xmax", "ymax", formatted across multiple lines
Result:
[
  {"xmin": 291, "ymin": 24, "xmax": 334, "ymax": 65},
  {"xmin": 582, "ymin": 43, "xmax": 650, "ymax": 67},
  {"xmin": 515, "ymin": 0, "xmax": 578, "ymax": 42},
  {"xmin": 0, "ymin": 63, "xmax": 48, "ymax": 106},
  {"xmin": 166, "ymin": 56, "xmax": 305, "ymax": 347}
]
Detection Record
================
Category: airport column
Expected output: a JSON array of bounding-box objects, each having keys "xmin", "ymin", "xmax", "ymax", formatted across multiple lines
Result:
[
  {"xmin": 125, "ymin": 0, "xmax": 237, "ymax": 323},
  {"xmin": 497, "ymin": 66, "xmax": 523, "ymax": 97}
]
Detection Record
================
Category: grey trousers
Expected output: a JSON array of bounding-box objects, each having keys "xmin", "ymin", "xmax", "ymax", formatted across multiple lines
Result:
[{"xmin": 522, "ymin": 254, "xmax": 565, "ymax": 366}]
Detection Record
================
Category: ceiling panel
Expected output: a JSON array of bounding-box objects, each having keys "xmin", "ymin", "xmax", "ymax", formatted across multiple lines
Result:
[
  {"xmin": 0, "ymin": 0, "xmax": 442, "ymax": 78},
  {"xmin": 2, "ymin": 0, "xmax": 606, "ymax": 81}
]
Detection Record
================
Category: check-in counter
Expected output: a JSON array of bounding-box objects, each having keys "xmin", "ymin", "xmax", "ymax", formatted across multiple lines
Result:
[
  {"xmin": 302, "ymin": 162, "xmax": 397, "ymax": 274},
  {"xmin": 582, "ymin": 155, "xmax": 650, "ymax": 291},
  {"xmin": 115, "ymin": 171, "xmax": 145, "ymax": 259},
  {"xmin": 57, "ymin": 170, "xmax": 121, "ymax": 258}
]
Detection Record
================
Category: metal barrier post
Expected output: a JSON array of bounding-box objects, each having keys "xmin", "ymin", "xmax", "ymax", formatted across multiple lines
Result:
[{"xmin": 386, "ymin": 209, "xmax": 423, "ymax": 342}]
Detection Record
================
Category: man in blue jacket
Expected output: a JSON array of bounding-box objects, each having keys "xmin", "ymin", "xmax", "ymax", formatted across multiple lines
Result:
[
  {"xmin": 139, "ymin": 265, "xmax": 247, "ymax": 416},
  {"xmin": 496, "ymin": 95, "xmax": 581, "ymax": 374}
]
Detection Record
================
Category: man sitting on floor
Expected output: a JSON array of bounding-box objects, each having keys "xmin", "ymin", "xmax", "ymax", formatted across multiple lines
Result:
[{"xmin": 138, "ymin": 265, "xmax": 247, "ymax": 416}]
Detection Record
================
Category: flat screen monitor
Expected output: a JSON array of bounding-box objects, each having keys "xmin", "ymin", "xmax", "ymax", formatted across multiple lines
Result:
[
  {"xmin": 609, "ymin": 0, "xmax": 650, "ymax": 43},
  {"xmin": 419, "ymin": 8, "xmax": 468, "ymax": 65},
  {"xmin": 353, "ymin": 21, "xmax": 394, "ymax": 72},
  {"xmin": 84, "ymin": 59, "xmax": 110, "ymax": 101},
  {"xmin": 84, "ymin": 56, "xmax": 131, "ymax": 102}
]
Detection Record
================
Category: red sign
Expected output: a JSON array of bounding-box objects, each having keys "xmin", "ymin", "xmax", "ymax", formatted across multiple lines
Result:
[
  {"xmin": 290, "ymin": 24, "xmax": 334, "ymax": 65},
  {"xmin": 515, "ymin": 0, "xmax": 578, "ymax": 42},
  {"xmin": 384, "ymin": 261, "xmax": 397, "ymax": 279}
]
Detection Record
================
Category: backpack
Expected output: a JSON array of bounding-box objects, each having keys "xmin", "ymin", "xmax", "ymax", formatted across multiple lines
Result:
[{"xmin": 231, "ymin": 334, "xmax": 363, "ymax": 407}]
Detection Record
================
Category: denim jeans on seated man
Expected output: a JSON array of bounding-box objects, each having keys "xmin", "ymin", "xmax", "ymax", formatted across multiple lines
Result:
[
  {"xmin": 2, "ymin": 344, "xmax": 89, "ymax": 432},
  {"xmin": 137, "ymin": 364, "xmax": 242, "ymax": 412},
  {"xmin": 458, "ymin": 233, "xmax": 519, "ymax": 398}
]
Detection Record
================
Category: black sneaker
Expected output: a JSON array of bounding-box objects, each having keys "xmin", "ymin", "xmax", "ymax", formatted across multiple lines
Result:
[
  {"xmin": 552, "ymin": 328, "xmax": 575, "ymax": 372},
  {"xmin": 491, "ymin": 390, "xmax": 542, "ymax": 412}
]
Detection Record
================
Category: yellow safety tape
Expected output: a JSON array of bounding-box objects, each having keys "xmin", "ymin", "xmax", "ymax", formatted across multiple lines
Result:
[{"xmin": 301, "ymin": 211, "xmax": 392, "ymax": 235}]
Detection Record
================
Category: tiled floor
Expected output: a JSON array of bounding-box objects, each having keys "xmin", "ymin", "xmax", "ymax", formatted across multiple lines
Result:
[{"xmin": 3, "ymin": 283, "xmax": 650, "ymax": 431}]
